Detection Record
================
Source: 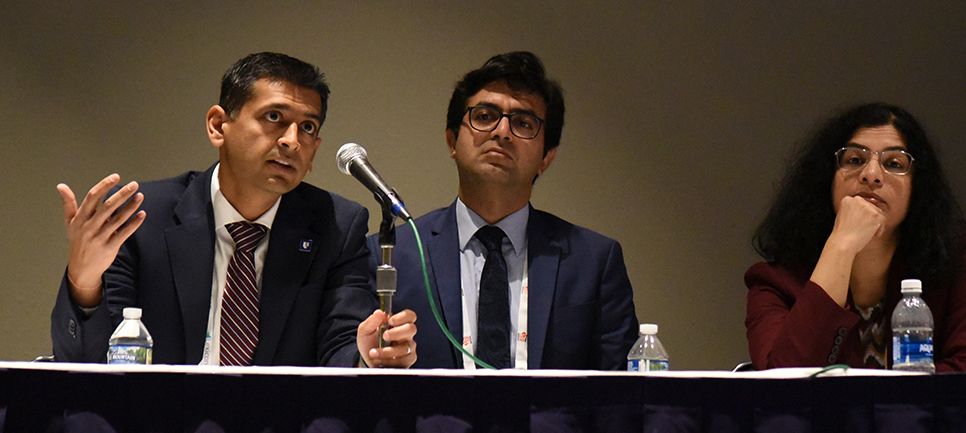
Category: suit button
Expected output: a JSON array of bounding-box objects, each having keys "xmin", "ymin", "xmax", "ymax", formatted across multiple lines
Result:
[
  {"xmin": 828, "ymin": 354, "xmax": 837, "ymax": 363},
  {"xmin": 838, "ymin": 327, "xmax": 848, "ymax": 336},
  {"xmin": 834, "ymin": 336, "xmax": 843, "ymax": 345},
  {"xmin": 831, "ymin": 345, "xmax": 839, "ymax": 355},
  {"xmin": 69, "ymin": 319, "xmax": 77, "ymax": 338}
]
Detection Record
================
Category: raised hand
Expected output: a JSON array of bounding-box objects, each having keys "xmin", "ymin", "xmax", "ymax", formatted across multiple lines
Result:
[{"xmin": 56, "ymin": 174, "xmax": 146, "ymax": 307}]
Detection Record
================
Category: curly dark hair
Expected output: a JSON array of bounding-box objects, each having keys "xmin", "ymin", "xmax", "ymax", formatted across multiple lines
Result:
[
  {"xmin": 445, "ymin": 51, "xmax": 564, "ymax": 156},
  {"xmin": 753, "ymin": 102, "xmax": 964, "ymax": 290},
  {"xmin": 219, "ymin": 52, "xmax": 330, "ymax": 124}
]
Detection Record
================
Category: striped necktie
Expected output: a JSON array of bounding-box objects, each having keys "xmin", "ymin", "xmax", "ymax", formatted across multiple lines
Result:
[{"xmin": 220, "ymin": 222, "xmax": 267, "ymax": 366}]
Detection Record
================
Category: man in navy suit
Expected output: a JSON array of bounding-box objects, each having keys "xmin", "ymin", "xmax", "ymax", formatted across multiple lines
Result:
[
  {"xmin": 370, "ymin": 52, "xmax": 638, "ymax": 369},
  {"xmin": 52, "ymin": 52, "xmax": 416, "ymax": 367}
]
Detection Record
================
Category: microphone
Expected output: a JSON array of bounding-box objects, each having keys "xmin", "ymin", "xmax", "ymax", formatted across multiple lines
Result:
[{"xmin": 336, "ymin": 143, "xmax": 412, "ymax": 221}]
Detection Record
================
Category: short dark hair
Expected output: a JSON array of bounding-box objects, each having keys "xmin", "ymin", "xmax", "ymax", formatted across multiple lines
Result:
[
  {"xmin": 219, "ymin": 52, "xmax": 330, "ymax": 124},
  {"xmin": 753, "ymin": 102, "xmax": 964, "ymax": 289},
  {"xmin": 446, "ymin": 51, "xmax": 565, "ymax": 155}
]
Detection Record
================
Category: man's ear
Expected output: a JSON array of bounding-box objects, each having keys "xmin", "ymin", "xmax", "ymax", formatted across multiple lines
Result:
[
  {"xmin": 207, "ymin": 105, "xmax": 230, "ymax": 148},
  {"xmin": 538, "ymin": 147, "xmax": 558, "ymax": 176},
  {"xmin": 446, "ymin": 128, "xmax": 458, "ymax": 159}
]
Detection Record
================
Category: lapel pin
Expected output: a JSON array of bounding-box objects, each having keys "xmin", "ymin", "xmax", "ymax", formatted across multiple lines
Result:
[{"xmin": 299, "ymin": 239, "xmax": 313, "ymax": 252}]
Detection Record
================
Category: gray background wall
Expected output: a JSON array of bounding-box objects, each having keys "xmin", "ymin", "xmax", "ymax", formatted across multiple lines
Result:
[{"xmin": 2, "ymin": 2, "xmax": 965, "ymax": 370}]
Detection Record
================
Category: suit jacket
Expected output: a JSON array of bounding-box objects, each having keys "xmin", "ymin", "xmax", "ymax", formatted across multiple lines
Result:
[
  {"xmin": 52, "ymin": 164, "xmax": 375, "ymax": 366},
  {"xmin": 369, "ymin": 201, "xmax": 639, "ymax": 370},
  {"xmin": 745, "ymin": 261, "xmax": 966, "ymax": 372}
]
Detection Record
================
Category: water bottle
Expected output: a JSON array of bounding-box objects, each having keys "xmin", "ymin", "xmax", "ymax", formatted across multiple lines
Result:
[
  {"xmin": 107, "ymin": 307, "xmax": 154, "ymax": 364},
  {"xmin": 627, "ymin": 323, "xmax": 669, "ymax": 371},
  {"xmin": 891, "ymin": 279, "xmax": 934, "ymax": 373}
]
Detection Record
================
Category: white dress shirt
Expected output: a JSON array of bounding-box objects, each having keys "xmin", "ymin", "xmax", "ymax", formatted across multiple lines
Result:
[
  {"xmin": 456, "ymin": 198, "xmax": 529, "ymax": 368},
  {"xmin": 200, "ymin": 163, "xmax": 280, "ymax": 365}
]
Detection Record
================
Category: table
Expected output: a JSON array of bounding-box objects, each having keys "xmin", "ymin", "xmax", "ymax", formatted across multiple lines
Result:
[{"xmin": 2, "ymin": 362, "xmax": 965, "ymax": 432}]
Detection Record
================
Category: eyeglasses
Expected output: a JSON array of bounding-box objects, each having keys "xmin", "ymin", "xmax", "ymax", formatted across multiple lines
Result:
[
  {"xmin": 464, "ymin": 106, "xmax": 544, "ymax": 139},
  {"xmin": 834, "ymin": 146, "xmax": 914, "ymax": 175}
]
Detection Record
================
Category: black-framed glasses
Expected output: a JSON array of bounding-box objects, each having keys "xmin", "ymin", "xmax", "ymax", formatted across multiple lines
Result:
[
  {"xmin": 834, "ymin": 146, "xmax": 914, "ymax": 175},
  {"xmin": 464, "ymin": 106, "xmax": 544, "ymax": 139}
]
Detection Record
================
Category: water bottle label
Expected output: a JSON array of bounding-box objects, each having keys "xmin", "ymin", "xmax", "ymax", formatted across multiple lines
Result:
[
  {"xmin": 892, "ymin": 336, "xmax": 933, "ymax": 365},
  {"xmin": 107, "ymin": 345, "xmax": 153, "ymax": 364},
  {"xmin": 627, "ymin": 359, "xmax": 669, "ymax": 372}
]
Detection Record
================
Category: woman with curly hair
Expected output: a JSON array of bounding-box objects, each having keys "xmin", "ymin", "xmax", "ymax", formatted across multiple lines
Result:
[{"xmin": 746, "ymin": 102, "xmax": 966, "ymax": 371}]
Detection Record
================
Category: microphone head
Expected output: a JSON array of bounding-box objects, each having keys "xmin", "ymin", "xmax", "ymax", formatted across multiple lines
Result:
[{"xmin": 336, "ymin": 143, "xmax": 367, "ymax": 175}]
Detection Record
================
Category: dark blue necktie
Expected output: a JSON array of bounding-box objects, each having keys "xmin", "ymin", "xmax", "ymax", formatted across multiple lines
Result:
[{"xmin": 475, "ymin": 225, "xmax": 510, "ymax": 368}]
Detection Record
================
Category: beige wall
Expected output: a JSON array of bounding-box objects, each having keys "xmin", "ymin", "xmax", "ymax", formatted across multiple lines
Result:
[{"xmin": 2, "ymin": 2, "xmax": 965, "ymax": 370}]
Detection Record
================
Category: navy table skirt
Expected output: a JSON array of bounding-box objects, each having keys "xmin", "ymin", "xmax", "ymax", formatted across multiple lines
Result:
[{"xmin": 1, "ymin": 362, "xmax": 964, "ymax": 432}]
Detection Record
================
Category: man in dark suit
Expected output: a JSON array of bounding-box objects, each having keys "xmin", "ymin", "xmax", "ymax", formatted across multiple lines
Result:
[
  {"xmin": 52, "ymin": 52, "xmax": 415, "ymax": 367},
  {"xmin": 370, "ymin": 52, "xmax": 638, "ymax": 369}
]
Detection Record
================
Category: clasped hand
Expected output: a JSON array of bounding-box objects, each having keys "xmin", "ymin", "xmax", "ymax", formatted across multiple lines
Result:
[
  {"xmin": 828, "ymin": 195, "xmax": 887, "ymax": 255},
  {"xmin": 358, "ymin": 309, "xmax": 418, "ymax": 368},
  {"xmin": 810, "ymin": 196, "xmax": 891, "ymax": 308}
]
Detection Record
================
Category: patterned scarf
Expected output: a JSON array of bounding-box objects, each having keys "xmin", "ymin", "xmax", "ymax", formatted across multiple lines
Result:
[{"xmin": 857, "ymin": 303, "xmax": 888, "ymax": 369}]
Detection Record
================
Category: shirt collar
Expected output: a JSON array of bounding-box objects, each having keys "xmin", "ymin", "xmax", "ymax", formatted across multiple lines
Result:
[
  {"xmin": 210, "ymin": 163, "xmax": 280, "ymax": 230},
  {"xmin": 456, "ymin": 198, "xmax": 529, "ymax": 254}
]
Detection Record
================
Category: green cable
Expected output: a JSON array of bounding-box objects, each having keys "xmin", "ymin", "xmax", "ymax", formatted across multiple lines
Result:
[
  {"xmin": 809, "ymin": 364, "xmax": 850, "ymax": 378},
  {"xmin": 408, "ymin": 218, "xmax": 496, "ymax": 370}
]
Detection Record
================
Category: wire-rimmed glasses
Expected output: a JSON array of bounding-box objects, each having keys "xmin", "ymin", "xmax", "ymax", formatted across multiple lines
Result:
[{"xmin": 835, "ymin": 146, "xmax": 914, "ymax": 175}]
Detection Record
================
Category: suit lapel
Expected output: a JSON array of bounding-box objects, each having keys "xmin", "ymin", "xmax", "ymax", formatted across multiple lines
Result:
[
  {"xmin": 427, "ymin": 202, "xmax": 465, "ymax": 366},
  {"xmin": 166, "ymin": 166, "xmax": 216, "ymax": 364},
  {"xmin": 255, "ymin": 189, "xmax": 317, "ymax": 365},
  {"xmin": 526, "ymin": 208, "xmax": 562, "ymax": 369}
]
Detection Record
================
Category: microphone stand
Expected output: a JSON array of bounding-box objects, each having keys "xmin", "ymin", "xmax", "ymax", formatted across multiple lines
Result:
[{"xmin": 375, "ymin": 190, "xmax": 401, "ymax": 348}]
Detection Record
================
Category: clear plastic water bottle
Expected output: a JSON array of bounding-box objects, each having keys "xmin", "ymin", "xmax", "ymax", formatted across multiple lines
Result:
[
  {"xmin": 107, "ymin": 307, "xmax": 153, "ymax": 364},
  {"xmin": 891, "ymin": 279, "xmax": 934, "ymax": 373},
  {"xmin": 627, "ymin": 323, "xmax": 669, "ymax": 371}
]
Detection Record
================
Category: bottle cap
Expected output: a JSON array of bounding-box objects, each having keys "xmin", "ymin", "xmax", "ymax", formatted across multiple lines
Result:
[
  {"xmin": 122, "ymin": 307, "xmax": 142, "ymax": 319},
  {"xmin": 901, "ymin": 279, "xmax": 922, "ymax": 293},
  {"xmin": 639, "ymin": 323, "xmax": 658, "ymax": 335}
]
